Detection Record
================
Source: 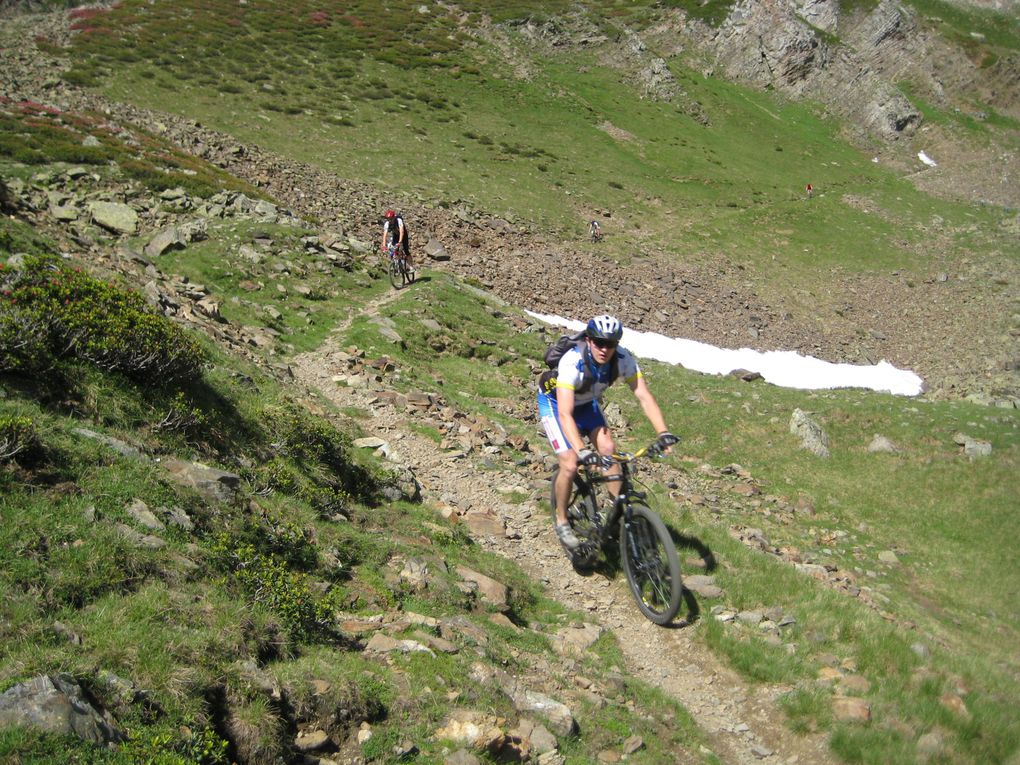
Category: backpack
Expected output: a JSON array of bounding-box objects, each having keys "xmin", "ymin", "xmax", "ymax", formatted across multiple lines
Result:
[{"xmin": 539, "ymin": 332, "xmax": 619, "ymax": 397}]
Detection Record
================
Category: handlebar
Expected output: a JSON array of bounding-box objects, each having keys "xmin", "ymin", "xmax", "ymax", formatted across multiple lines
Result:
[{"xmin": 593, "ymin": 437, "xmax": 679, "ymax": 467}]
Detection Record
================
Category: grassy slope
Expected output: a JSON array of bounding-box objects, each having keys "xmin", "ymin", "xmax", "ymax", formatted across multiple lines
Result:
[
  {"xmin": 64, "ymin": 0, "xmax": 1018, "ymax": 305},
  {"xmin": 2, "ymin": 0, "xmax": 1019, "ymax": 762},
  {"xmin": 1, "ymin": 133, "xmax": 1018, "ymax": 762}
]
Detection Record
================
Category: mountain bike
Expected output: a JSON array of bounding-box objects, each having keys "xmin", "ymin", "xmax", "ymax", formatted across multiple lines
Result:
[
  {"xmin": 385, "ymin": 243, "xmax": 413, "ymax": 289},
  {"xmin": 550, "ymin": 441, "xmax": 682, "ymax": 625}
]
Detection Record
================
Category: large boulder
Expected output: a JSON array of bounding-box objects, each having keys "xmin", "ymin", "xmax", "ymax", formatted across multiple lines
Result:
[
  {"xmin": 88, "ymin": 201, "xmax": 138, "ymax": 235},
  {"xmin": 0, "ymin": 674, "xmax": 126, "ymax": 745}
]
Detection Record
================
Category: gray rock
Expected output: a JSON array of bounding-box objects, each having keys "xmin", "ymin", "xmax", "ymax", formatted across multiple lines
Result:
[
  {"xmin": 424, "ymin": 237, "xmax": 451, "ymax": 261},
  {"xmin": 684, "ymin": 575, "xmax": 725, "ymax": 598},
  {"xmin": 529, "ymin": 723, "xmax": 558, "ymax": 754},
  {"xmin": 161, "ymin": 458, "xmax": 241, "ymax": 504},
  {"xmin": 115, "ymin": 523, "xmax": 166, "ymax": 549},
  {"xmin": 551, "ymin": 622, "xmax": 602, "ymax": 658},
  {"xmin": 51, "ymin": 203, "xmax": 79, "ymax": 222},
  {"xmin": 400, "ymin": 557, "xmax": 430, "ymax": 591},
  {"xmin": 144, "ymin": 226, "xmax": 187, "ymax": 258},
  {"xmin": 88, "ymin": 201, "xmax": 138, "ymax": 235},
  {"xmin": 952, "ymin": 432, "xmax": 992, "ymax": 458},
  {"xmin": 867, "ymin": 434, "xmax": 901, "ymax": 453},
  {"xmin": 790, "ymin": 408, "xmax": 830, "ymax": 457},
  {"xmin": 0, "ymin": 674, "xmax": 125, "ymax": 745},
  {"xmin": 124, "ymin": 498, "xmax": 165, "ymax": 530},
  {"xmin": 354, "ymin": 437, "xmax": 388, "ymax": 449},
  {"xmin": 73, "ymin": 428, "xmax": 143, "ymax": 459},
  {"xmin": 161, "ymin": 505, "xmax": 194, "ymax": 532},
  {"xmin": 363, "ymin": 633, "xmax": 434, "ymax": 656},
  {"xmin": 911, "ymin": 642, "xmax": 932, "ymax": 659},
  {"xmin": 505, "ymin": 683, "xmax": 576, "ymax": 737},
  {"xmin": 456, "ymin": 566, "xmax": 509, "ymax": 608}
]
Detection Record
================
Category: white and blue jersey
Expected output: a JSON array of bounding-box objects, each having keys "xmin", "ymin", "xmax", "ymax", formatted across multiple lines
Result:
[{"xmin": 537, "ymin": 344, "xmax": 641, "ymax": 453}]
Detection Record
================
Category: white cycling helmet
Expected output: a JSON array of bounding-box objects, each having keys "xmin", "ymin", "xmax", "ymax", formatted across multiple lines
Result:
[{"xmin": 586, "ymin": 314, "xmax": 623, "ymax": 342}]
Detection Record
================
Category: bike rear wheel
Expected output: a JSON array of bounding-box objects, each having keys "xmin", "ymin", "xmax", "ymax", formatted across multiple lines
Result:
[
  {"xmin": 620, "ymin": 503, "xmax": 682, "ymax": 625},
  {"xmin": 550, "ymin": 468, "xmax": 601, "ymax": 568}
]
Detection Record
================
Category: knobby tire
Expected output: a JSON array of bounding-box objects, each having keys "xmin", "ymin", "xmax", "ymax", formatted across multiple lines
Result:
[
  {"xmin": 388, "ymin": 256, "xmax": 402, "ymax": 289},
  {"xmin": 620, "ymin": 503, "xmax": 682, "ymax": 625}
]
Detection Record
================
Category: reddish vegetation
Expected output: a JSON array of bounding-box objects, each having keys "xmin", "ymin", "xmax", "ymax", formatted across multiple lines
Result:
[
  {"xmin": 69, "ymin": 5, "xmax": 113, "ymax": 32},
  {"xmin": 341, "ymin": 14, "xmax": 367, "ymax": 29},
  {"xmin": 69, "ymin": 7, "xmax": 107, "ymax": 23},
  {"xmin": 309, "ymin": 10, "xmax": 330, "ymax": 27},
  {"xmin": 17, "ymin": 100, "xmax": 62, "ymax": 116}
]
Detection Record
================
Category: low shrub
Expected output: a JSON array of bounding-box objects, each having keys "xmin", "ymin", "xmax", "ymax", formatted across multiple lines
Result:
[
  {"xmin": 210, "ymin": 535, "xmax": 343, "ymax": 643},
  {"xmin": 0, "ymin": 414, "xmax": 37, "ymax": 462},
  {"xmin": 0, "ymin": 256, "xmax": 207, "ymax": 385},
  {"xmin": 151, "ymin": 391, "xmax": 207, "ymax": 440}
]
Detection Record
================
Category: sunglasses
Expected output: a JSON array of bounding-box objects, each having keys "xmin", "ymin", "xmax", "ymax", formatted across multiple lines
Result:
[{"xmin": 591, "ymin": 338, "xmax": 618, "ymax": 350}]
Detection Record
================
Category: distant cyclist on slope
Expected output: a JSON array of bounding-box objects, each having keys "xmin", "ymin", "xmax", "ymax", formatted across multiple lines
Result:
[
  {"xmin": 380, "ymin": 209, "xmax": 413, "ymax": 276},
  {"xmin": 537, "ymin": 314, "xmax": 677, "ymax": 551}
]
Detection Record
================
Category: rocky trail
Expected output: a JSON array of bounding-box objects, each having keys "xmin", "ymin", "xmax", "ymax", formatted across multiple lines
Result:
[{"xmin": 288, "ymin": 292, "xmax": 837, "ymax": 765}]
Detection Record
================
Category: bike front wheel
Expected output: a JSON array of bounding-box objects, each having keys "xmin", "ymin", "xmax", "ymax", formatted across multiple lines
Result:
[
  {"xmin": 388, "ymin": 258, "xmax": 403, "ymax": 289},
  {"xmin": 620, "ymin": 503, "xmax": 682, "ymax": 625}
]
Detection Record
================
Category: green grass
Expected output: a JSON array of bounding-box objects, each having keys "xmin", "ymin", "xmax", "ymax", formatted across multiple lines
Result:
[
  {"xmin": 135, "ymin": 219, "xmax": 382, "ymax": 354},
  {"xmin": 3, "ymin": 286, "xmax": 698, "ymax": 761},
  {"xmin": 58, "ymin": 0, "xmax": 1018, "ymax": 311},
  {"xmin": 4, "ymin": 2, "xmax": 1019, "ymax": 762},
  {"xmin": 592, "ymin": 359, "xmax": 1020, "ymax": 763}
]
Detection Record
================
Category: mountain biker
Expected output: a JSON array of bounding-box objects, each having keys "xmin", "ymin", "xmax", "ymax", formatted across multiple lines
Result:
[
  {"xmin": 381, "ymin": 209, "xmax": 413, "ymax": 274},
  {"xmin": 588, "ymin": 220, "xmax": 602, "ymax": 242},
  {"xmin": 538, "ymin": 314, "xmax": 676, "ymax": 551}
]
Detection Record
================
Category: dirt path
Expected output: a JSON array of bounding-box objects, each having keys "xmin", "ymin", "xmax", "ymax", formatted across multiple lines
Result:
[{"xmin": 289, "ymin": 291, "xmax": 838, "ymax": 765}]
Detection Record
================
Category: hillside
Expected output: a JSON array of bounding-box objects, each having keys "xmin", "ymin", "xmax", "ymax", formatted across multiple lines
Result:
[
  {"xmin": 1, "ymin": 3, "xmax": 1019, "ymax": 765},
  {"xmin": 4, "ymin": 0, "xmax": 1017, "ymax": 402}
]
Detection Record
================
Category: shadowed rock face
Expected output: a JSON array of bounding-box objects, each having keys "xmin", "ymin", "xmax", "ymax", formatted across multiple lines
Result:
[{"xmin": 691, "ymin": 0, "xmax": 922, "ymax": 141}]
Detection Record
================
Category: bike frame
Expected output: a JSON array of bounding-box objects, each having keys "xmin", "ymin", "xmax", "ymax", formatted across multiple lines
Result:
[
  {"xmin": 555, "ymin": 441, "xmax": 682, "ymax": 625},
  {"xmin": 386, "ymin": 243, "xmax": 405, "ymax": 267},
  {"xmin": 385, "ymin": 242, "xmax": 412, "ymax": 288},
  {"xmin": 576, "ymin": 446, "xmax": 653, "ymax": 547}
]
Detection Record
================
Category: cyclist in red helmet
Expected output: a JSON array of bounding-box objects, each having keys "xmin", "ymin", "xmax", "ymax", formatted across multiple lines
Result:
[{"xmin": 380, "ymin": 209, "xmax": 413, "ymax": 275}]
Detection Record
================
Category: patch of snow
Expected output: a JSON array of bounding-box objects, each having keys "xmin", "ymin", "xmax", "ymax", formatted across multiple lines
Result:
[{"xmin": 528, "ymin": 312, "xmax": 925, "ymax": 396}]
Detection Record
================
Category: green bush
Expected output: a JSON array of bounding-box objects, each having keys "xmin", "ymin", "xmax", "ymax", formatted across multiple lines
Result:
[
  {"xmin": 151, "ymin": 391, "xmax": 207, "ymax": 439},
  {"xmin": 0, "ymin": 414, "xmax": 37, "ymax": 462},
  {"xmin": 211, "ymin": 535, "xmax": 342, "ymax": 643},
  {"xmin": 0, "ymin": 256, "xmax": 207, "ymax": 385}
]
